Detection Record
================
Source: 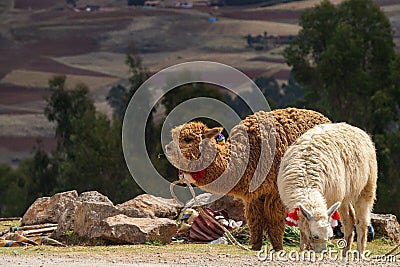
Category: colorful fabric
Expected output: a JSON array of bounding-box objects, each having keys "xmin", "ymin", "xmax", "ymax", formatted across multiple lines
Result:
[
  {"xmin": 0, "ymin": 232, "xmax": 66, "ymax": 247},
  {"xmin": 2, "ymin": 233, "xmax": 38, "ymax": 246},
  {"xmin": 189, "ymin": 208, "xmax": 231, "ymax": 242},
  {"xmin": 0, "ymin": 239, "xmax": 32, "ymax": 247}
]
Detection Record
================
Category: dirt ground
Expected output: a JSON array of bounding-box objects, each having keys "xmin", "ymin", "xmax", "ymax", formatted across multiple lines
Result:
[{"xmin": 1, "ymin": 249, "xmax": 399, "ymax": 267}]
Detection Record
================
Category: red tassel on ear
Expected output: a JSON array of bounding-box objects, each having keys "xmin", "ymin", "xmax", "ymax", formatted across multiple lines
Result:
[
  {"xmin": 331, "ymin": 210, "xmax": 340, "ymax": 220},
  {"xmin": 286, "ymin": 208, "xmax": 300, "ymax": 226}
]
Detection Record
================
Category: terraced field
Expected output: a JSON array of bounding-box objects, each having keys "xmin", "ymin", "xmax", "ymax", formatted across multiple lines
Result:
[{"xmin": 0, "ymin": 0, "xmax": 398, "ymax": 165}]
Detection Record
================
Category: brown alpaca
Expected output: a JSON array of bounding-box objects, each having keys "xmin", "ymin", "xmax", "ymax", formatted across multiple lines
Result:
[{"xmin": 165, "ymin": 108, "xmax": 331, "ymax": 250}]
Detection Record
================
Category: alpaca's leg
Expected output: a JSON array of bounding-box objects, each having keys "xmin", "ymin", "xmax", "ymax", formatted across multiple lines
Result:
[
  {"xmin": 264, "ymin": 196, "xmax": 285, "ymax": 251},
  {"xmin": 354, "ymin": 185, "xmax": 376, "ymax": 254},
  {"xmin": 245, "ymin": 197, "xmax": 265, "ymax": 250},
  {"xmin": 339, "ymin": 204, "xmax": 355, "ymax": 256},
  {"xmin": 353, "ymin": 202, "xmax": 369, "ymax": 255},
  {"xmin": 354, "ymin": 165, "xmax": 377, "ymax": 255}
]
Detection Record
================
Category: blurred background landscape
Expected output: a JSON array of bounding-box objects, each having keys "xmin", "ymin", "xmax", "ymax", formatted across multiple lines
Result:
[{"xmin": 0, "ymin": 0, "xmax": 399, "ymax": 220}]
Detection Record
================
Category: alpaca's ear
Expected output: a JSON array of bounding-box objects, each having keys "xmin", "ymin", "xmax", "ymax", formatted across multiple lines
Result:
[
  {"xmin": 327, "ymin": 202, "xmax": 341, "ymax": 218},
  {"xmin": 299, "ymin": 204, "xmax": 313, "ymax": 221},
  {"xmin": 202, "ymin": 127, "xmax": 223, "ymax": 139}
]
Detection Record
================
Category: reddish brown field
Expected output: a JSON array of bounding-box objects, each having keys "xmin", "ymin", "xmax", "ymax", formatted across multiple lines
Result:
[
  {"xmin": 221, "ymin": 9, "xmax": 301, "ymax": 22},
  {"xmin": 14, "ymin": 0, "xmax": 60, "ymax": 10},
  {"xmin": 0, "ymin": 136, "xmax": 56, "ymax": 153},
  {"xmin": 0, "ymin": 85, "xmax": 47, "ymax": 107}
]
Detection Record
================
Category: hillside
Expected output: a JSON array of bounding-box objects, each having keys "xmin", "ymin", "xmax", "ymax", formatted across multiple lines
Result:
[{"xmin": 0, "ymin": 0, "xmax": 399, "ymax": 165}]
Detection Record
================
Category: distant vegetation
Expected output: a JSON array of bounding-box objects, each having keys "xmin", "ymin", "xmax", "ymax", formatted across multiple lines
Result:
[
  {"xmin": 0, "ymin": 0, "xmax": 399, "ymax": 221},
  {"xmin": 246, "ymin": 32, "xmax": 295, "ymax": 51},
  {"xmin": 0, "ymin": 0, "xmax": 14, "ymax": 11}
]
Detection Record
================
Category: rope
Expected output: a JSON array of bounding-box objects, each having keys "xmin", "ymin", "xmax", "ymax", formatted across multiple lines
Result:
[
  {"xmin": 384, "ymin": 241, "xmax": 400, "ymax": 257},
  {"xmin": 170, "ymin": 178, "xmax": 250, "ymax": 251}
]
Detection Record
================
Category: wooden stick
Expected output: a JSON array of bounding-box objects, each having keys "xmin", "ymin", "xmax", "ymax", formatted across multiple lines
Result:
[
  {"xmin": 0, "ymin": 217, "xmax": 21, "ymax": 222},
  {"xmin": 23, "ymin": 226, "xmax": 57, "ymax": 236},
  {"xmin": 18, "ymin": 223, "xmax": 58, "ymax": 231},
  {"xmin": 0, "ymin": 229, "xmax": 9, "ymax": 236}
]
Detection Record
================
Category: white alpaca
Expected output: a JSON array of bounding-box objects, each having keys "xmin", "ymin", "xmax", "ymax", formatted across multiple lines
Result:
[{"xmin": 277, "ymin": 123, "xmax": 377, "ymax": 254}]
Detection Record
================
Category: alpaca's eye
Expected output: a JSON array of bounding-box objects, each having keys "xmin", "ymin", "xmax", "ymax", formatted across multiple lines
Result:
[{"xmin": 183, "ymin": 137, "xmax": 192, "ymax": 143}]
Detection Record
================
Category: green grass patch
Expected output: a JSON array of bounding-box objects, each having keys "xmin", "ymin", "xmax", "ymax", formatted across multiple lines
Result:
[{"xmin": 0, "ymin": 219, "xmax": 20, "ymax": 233}]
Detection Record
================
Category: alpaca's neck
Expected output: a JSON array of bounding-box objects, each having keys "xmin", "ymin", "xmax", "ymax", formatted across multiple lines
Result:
[{"xmin": 195, "ymin": 141, "xmax": 237, "ymax": 194}]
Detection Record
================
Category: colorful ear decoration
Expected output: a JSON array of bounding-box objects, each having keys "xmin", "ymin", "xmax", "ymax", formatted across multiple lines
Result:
[
  {"xmin": 330, "ymin": 210, "xmax": 341, "ymax": 228},
  {"xmin": 216, "ymin": 133, "xmax": 225, "ymax": 145},
  {"xmin": 285, "ymin": 208, "xmax": 341, "ymax": 228},
  {"xmin": 286, "ymin": 208, "xmax": 299, "ymax": 226}
]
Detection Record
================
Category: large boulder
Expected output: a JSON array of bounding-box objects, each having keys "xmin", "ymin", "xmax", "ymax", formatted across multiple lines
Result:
[
  {"xmin": 371, "ymin": 213, "xmax": 400, "ymax": 242},
  {"xmin": 117, "ymin": 194, "xmax": 181, "ymax": 220},
  {"xmin": 54, "ymin": 191, "xmax": 114, "ymax": 238},
  {"xmin": 99, "ymin": 214, "xmax": 178, "ymax": 244},
  {"xmin": 73, "ymin": 198, "xmax": 119, "ymax": 239},
  {"xmin": 22, "ymin": 190, "xmax": 78, "ymax": 226}
]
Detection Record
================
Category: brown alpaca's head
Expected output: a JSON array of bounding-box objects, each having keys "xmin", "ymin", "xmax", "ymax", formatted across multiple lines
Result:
[{"xmin": 165, "ymin": 121, "xmax": 223, "ymax": 181}]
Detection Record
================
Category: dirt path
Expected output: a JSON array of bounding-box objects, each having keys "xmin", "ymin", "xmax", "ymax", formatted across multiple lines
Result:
[{"xmin": 1, "ymin": 250, "xmax": 399, "ymax": 267}]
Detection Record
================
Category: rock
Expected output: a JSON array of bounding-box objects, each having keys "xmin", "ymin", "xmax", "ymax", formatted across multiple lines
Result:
[
  {"xmin": 21, "ymin": 197, "xmax": 52, "ymax": 225},
  {"xmin": 77, "ymin": 191, "xmax": 114, "ymax": 206},
  {"xmin": 22, "ymin": 190, "xmax": 78, "ymax": 226},
  {"xmin": 371, "ymin": 213, "xmax": 400, "ymax": 242},
  {"xmin": 99, "ymin": 214, "xmax": 178, "ymax": 244},
  {"xmin": 185, "ymin": 193, "xmax": 246, "ymax": 223},
  {"xmin": 54, "ymin": 191, "xmax": 113, "ymax": 238},
  {"xmin": 73, "ymin": 200, "xmax": 119, "ymax": 239},
  {"xmin": 117, "ymin": 194, "xmax": 181, "ymax": 220},
  {"xmin": 53, "ymin": 197, "xmax": 78, "ymax": 238}
]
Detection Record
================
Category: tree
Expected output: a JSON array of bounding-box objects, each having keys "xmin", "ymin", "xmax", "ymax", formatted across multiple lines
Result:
[
  {"xmin": 43, "ymin": 74, "xmax": 143, "ymax": 203},
  {"xmin": 60, "ymin": 111, "xmax": 142, "ymax": 202},
  {"xmin": 284, "ymin": 0, "xmax": 400, "ymax": 217},
  {"xmin": 107, "ymin": 45, "xmax": 150, "ymax": 120},
  {"xmin": 44, "ymin": 75, "xmax": 95, "ymax": 153},
  {"xmin": 285, "ymin": 0, "xmax": 396, "ymax": 129}
]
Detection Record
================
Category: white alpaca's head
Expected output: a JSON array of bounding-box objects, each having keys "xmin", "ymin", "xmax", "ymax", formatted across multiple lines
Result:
[{"xmin": 297, "ymin": 202, "xmax": 341, "ymax": 252}]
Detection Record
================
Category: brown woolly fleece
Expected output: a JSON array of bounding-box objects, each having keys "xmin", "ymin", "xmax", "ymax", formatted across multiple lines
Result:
[{"xmin": 165, "ymin": 107, "xmax": 331, "ymax": 250}]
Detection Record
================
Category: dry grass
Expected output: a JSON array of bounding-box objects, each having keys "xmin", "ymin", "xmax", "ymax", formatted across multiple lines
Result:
[
  {"xmin": 204, "ymin": 18, "xmax": 300, "ymax": 36},
  {"xmin": 0, "ymin": 114, "xmax": 54, "ymax": 137},
  {"xmin": 261, "ymin": 0, "xmax": 345, "ymax": 11},
  {"xmin": 1, "ymin": 70, "xmax": 119, "ymax": 91},
  {"xmin": 55, "ymin": 52, "xmax": 129, "ymax": 78}
]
